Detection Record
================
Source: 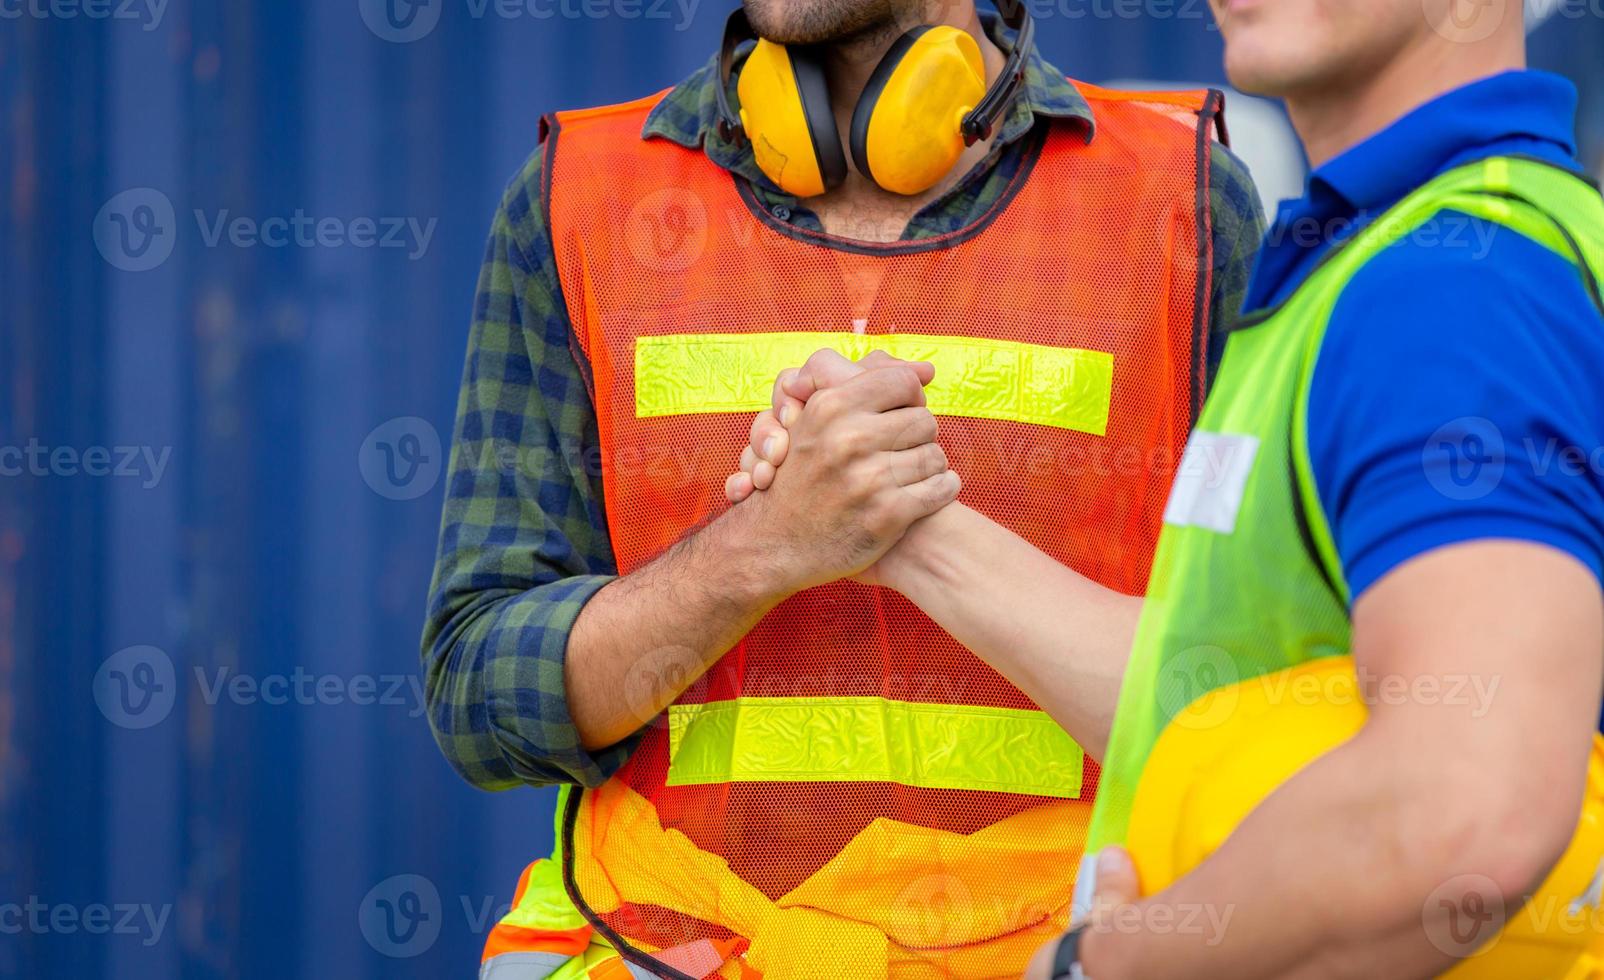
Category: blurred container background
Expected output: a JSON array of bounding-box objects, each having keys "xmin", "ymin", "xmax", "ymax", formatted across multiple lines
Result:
[{"xmin": 2, "ymin": 1, "xmax": 1601, "ymax": 977}]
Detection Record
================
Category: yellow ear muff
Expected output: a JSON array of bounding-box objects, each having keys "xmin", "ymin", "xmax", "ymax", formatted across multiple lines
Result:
[
  {"xmin": 737, "ymin": 38, "xmax": 845, "ymax": 198},
  {"xmin": 850, "ymin": 26, "xmax": 986, "ymax": 196}
]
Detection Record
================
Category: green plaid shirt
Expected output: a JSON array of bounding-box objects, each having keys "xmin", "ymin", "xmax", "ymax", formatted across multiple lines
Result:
[{"xmin": 422, "ymin": 17, "xmax": 1267, "ymax": 791}]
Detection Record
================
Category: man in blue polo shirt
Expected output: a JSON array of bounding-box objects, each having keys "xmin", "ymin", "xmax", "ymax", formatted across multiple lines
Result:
[{"xmin": 727, "ymin": 0, "xmax": 1604, "ymax": 973}]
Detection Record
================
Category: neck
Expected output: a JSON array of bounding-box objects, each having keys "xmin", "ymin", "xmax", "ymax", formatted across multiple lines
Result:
[{"xmin": 1287, "ymin": 34, "xmax": 1524, "ymax": 168}]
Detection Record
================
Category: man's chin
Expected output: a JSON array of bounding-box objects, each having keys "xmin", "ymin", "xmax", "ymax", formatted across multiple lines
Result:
[
  {"xmin": 741, "ymin": 0, "xmax": 904, "ymax": 46},
  {"xmin": 1222, "ymin": 50, "xmax": 1311, "ymax": 100}
]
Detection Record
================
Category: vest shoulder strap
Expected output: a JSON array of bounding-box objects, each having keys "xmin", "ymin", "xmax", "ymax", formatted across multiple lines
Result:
[{"xmin": 1071, "ymin": 81, "xmax": 1228, "ymax": 147}]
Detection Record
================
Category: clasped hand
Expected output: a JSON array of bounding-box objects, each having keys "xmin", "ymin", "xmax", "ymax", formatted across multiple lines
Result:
[{"xmin": 722, "ymin": 348, "xmax": 960, "ymax": 593}]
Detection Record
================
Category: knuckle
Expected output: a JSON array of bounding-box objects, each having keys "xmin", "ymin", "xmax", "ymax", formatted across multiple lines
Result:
[{"xmin": 810, "ymin": 387, "xmax": 841, "ymax": 414}]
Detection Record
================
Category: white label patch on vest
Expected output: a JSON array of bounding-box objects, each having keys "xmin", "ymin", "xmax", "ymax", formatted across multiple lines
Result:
[{"xmin": 1162, "ymin": 431, "xmax": 1260, "ymax": 534}]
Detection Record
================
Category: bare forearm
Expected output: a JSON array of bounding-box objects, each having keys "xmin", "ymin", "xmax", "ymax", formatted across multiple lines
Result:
[
  {"xmin": 1084, "ymin": 545, "xmax": 1600, "ymax": 979},
  {"xmin": 566, "ymin": 503, "xmax": 787, "ymax": 750},
  {"xmin": 1084, "ymin": 732, "xmax": 1484, "ymax": 979},
  {"xmin": 884, "ymin": 502, "xmax": 1142, "ymax": 759}
]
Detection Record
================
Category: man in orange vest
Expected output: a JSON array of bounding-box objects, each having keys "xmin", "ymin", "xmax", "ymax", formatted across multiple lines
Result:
[{"xmin": 422, "ymin": 1, "xmax": 1263, "ymax": 976}]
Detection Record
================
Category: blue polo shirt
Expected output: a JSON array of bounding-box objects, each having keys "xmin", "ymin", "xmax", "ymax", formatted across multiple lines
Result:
[{"xmin": 1241, "ymin": 70, "xmax": 1604, "ymax": 602}]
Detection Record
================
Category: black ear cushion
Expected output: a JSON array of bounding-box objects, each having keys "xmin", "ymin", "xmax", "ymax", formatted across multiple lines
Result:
[
  {"xmin": 849, "ymin": 25, "xmax": 931, "ymax": 188},
  {"xmin": 786, "ymin": 45, "xmax": 848, "ymax": 193}
]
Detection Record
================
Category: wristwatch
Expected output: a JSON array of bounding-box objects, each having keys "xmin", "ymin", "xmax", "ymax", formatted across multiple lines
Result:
[{"xmin": 1051, "ymin": 925, "xmax": 1091, "ymax": 980}]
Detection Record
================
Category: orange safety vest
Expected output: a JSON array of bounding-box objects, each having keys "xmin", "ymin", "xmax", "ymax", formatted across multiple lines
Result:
[{"xmin": 485, "ymin": 82, "xmax": 1224, "ymax": 980}]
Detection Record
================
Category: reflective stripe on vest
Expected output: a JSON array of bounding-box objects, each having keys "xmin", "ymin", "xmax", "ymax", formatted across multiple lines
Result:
[
  {"xmin": 1085, "ymin": 157, "xmax": 1604, "ymax": 863},
  {"xmin": 636, "ymin": 332, "xmax": 1114, "ymax": 434},
  {"xmin": 544, "ymin": 80, "xmax": 1223, "ymax": 978},
  {"xmin": 667, "ymin": 696, "xmax": 1084, "ymax": 797}
]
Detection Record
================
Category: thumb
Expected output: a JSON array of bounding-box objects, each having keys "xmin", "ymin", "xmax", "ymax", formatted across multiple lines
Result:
[{"xmin": 1091, "ymin": 847, "xmax": 1141, "ymax": 921}]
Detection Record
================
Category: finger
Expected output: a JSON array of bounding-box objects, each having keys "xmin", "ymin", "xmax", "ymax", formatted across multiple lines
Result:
[
  {"xmin": 890, "ymin": 469, "xmax": 962, "ymax": 524},
  {"xmin": 789, "ymin": 348, "xmax": 859, "ymax": 399},
  {"xmin": 783, "ymin": 348, "xmax": 863, "ymax": 402},
  {"xmin": 858, "ymin": 350, "xmax": 935, "ymax": 387},
  {"xmin": 725, "ymin": 470, "xmax": 754, "ymax": 504},
  {"xmin": 777, "ymin": 395, "xmax": 805, "ymax": 429},
  {"xmin": 885, "ymin": 443, "xmax": 948, "ymax": 487},
  {"xmin": 1091, "ymin": 847, "xmax": 1142, "ymax": 922},
  {"xmin": 754, "ymin": 420, "xmax": 789, "ymax": 466},
  {"xmin": 772, "ymin": 372, "xmax": 799, "ymax": 417},
  {"xmin": 866, "ymin": 406, "xmax": 939, "ymax": 451},
  {"xmin": 823, "ymin": 365, "xmax": 927, "ymax": 415},
  {"xmin": 751, "ymin": 459, "xmax": 777, "ymax": 491}
]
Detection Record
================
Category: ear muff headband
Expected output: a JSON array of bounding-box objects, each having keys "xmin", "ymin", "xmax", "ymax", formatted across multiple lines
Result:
[{"xmin": 787, "ymin": 45, "xmax": 849, "ymax": 193}]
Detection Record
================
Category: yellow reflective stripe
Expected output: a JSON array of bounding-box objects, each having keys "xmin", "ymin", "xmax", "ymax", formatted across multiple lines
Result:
[
  {"xmin": 634, "ymin": 332, "xmax": 1114, "ymax": 435},
  {"xmin": 666, "ymin": 697, "xmax": 1084, "ymax": 798}
]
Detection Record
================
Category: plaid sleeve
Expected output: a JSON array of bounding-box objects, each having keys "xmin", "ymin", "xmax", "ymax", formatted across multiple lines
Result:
[
  {"xmin": 420, "ymin": 144, "xmax": 637, "ymax": 791},
  {"xmin": 1204, "ymin": 140, "xmax": 1268, "ymax": 385}
]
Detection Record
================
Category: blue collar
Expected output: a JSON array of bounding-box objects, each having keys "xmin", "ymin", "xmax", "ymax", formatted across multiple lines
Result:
[
  {"xmin": 1242, "ymin": 69, "xmax": 1583, "ymax": 313},
  {"xmin": 1310, "ymin": 69, "xmax": 1580, "ymax": 215}
]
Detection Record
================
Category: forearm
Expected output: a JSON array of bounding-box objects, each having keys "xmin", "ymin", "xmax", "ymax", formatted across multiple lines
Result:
[
  {"xmin": 883, "ymin": 502, "xmax": 1141, "ymax": 759},
  {"xmin": 566, "ymin": 501, "xmax": 791, "ymax": 750},
  {"xmin": 1082, "ymin": 726, "xmax": 1489, "ymax": 979}
]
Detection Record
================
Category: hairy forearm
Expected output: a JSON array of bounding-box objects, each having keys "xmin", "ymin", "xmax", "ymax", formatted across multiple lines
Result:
[
  {"xmin": 883, "ymin": 502, "xmax": 1142, "ymax": 760},
  {"xmin": 566, "ymin": 502, "xmax": 788, "ymax": 750}
]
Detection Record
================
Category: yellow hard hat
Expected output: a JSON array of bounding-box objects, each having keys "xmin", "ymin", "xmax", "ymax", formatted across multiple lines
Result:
[{"xmin": 1126, "ymin": 654, "xmax": 1604, "ymax": 978}]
